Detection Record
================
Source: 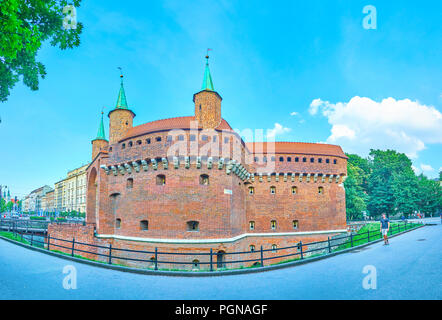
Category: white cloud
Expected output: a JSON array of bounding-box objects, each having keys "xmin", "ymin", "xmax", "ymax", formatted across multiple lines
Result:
[
  {"xmin": 412, "ymin": 165, "xmax": 421, "ymax": 175},
  {"xmin": 420, "ymin": 164, "xmax": 434, "ymax": 172},
  {"xmin": 267, "ymin": 123, "xmax": 291, "ymax": 139},
  {"xmin": 309, "ymin": 96, "xmax": 442, "ymax": 159},
  {"xmin": 290, "ymin": 112, "xmax": 299, "ymax": 116}
]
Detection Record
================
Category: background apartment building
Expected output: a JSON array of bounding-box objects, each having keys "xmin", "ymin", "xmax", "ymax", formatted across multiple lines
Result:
[{"xmin": 54, "ymin": 164, "xmax": 89, "ymax": 213}]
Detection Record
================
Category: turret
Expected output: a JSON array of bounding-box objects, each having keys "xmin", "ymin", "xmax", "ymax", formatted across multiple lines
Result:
[
  {"xmin": 193, "ymin": 53, "xmax": 222, "ymax": 129},
  {"xmin": 91, "ymin": 111, "xmax": 109, "ymax": 160},
  {"xmin": 108, "ymin": 73, "xmax": 136, "ymax": 144}
]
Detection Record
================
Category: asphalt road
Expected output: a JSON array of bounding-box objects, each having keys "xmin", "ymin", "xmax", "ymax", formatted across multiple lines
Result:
[{"xmin": 0, "ymin": 223, "xmax": 441, "ymax": 300}]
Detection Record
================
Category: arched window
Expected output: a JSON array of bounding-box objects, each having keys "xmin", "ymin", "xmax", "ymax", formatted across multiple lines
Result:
[
  {"xmin": 295, "ymin": 157, "xmax": 299, "ymax": 162},
  {"xmin": 248, "ymin": 187, "xmax": 254, "ymax": 195},
  {"xmin": 271, "ymin": 220, "xmax": 277, "ymax": 230},
  {"xmin": 310, "ymin": 157, "xmax": 314, "ymax": 163},
  {"xmin": 318, "ymin": 158, "xmax": 322, "ymax": 163},
  {"xmin": 127, "ymin": 178, "xmax": 133, "ymax": 189},
  {"xmin": 156, "ymin": 174, "xmax": 166, "ymax": 185},
  {"xmin": 318, "ymin": 186, "xmax": 324, "ymax": 194},
  {"xmin": 270, "ymin": 186, "xmax": 276, "ymax": 194},
  {"xmin": 121, "ymin": 143, "xmax": 126, "ymax": 149},
  {"xmin": 287, "ymin": 157, "xmax": 292, "ymax": 162},
  {"xmin": 116, "ymin": 218, "xmax": 121, "ymax": 229},
  {"xmin": 326, "ymin": 158, "xmax": 330, "ymax": 163},
  {"xmin": 192, "ymin": 259, "xmax": 200, "ymax": 270},
  {"xmin": 271, "ymin": 244, "xmax": 277, "ymax": 253},
  {"xmin": 303, "ymin": 157, "xmax": 307, "ymax": 162},
  {"xmin": 128, "ymin": 141, "xmax": 133, "ymax": 147},
  {"xmin": 249, "ymin": 221, "xmax": 255, "ymax": 230},
  {"xmin": 146, "ymin": 138, "xmax": 151, "ymax": 144},
  {"xmin": 279, "ymin": 156, "xmax": 284, "ymax": 162},
  {"xmin": 291, "ymin": 186, "xmax": 297, "ymax": 194},
  {"xmin": 200, "ymin": 174, "xmax": 209, "ymax": 185},
  {"xmin": 136, "ymin": 140, "xmax": 142, "ymax": 145},
  {"xmin": 187, "ymin": 221, "xmax": 199, "ymax": 231},
  {"xmin": 333, "ymin": 159, "xmax": 337, "ymax": 164},
  {"xmin": 250, "ymin": 245, "xmax": 255, "ymax": 252},
  {"xmin": 140, "ymin": 220, "xmax": 148, "ymax": 231},
  {"xmin": 155, "ymin": 137, "xmax": 161, "ymax": 142},
  {"xmin": 293, "ymin": 220, "xmax": 299, "ymax": 229}
]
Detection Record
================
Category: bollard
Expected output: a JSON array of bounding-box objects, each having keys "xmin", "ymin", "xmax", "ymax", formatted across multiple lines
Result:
[
  {"xmin": 30, "ymin": 232, "xmax": 33, "ymax": 246},
  {"xmin": 47, "ymin": 234, "xmax": 51, "ymax": 251},
  {"xmin": 350, "ymin": 233, "xmax": 353, "ymax": 247},
  {"xmin": 209, "ymin": 248, "xmax": 213, "ymax": 272},
  {"xmin": 367, "ymin": 229, "xmax": 370, "ymax": 242},
  {"xmin": 154, "ymin": 247, "xmax": 158, "ymax": 270}
]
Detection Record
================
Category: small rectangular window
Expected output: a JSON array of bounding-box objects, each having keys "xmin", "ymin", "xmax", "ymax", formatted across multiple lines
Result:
[
  {"xmin": 156, "ymin": 137, "xmax": 162, "ymax": 142},
  {"xmin": 190, "ymin": 135, "xmax": 196, "ymax": 141},
  {"xmin": 146, "ymin": 138, "xmax": 151, "ymax": 144},
  {"xmin": 224, "ymin": 137, "xmax": 229, "ymax": 143},
  {"xmin": 249, "ymin": 221, "xmax": 255, "ymax": 230},
  {"xmin": 167, "ymin": 136, "xmax": 173, "ymax": 142}
]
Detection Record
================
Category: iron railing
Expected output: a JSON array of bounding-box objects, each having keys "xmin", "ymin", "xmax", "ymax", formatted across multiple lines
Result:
[{"xmin": 1, "ymin": 221, "xmax": 423, "ymax": 272}]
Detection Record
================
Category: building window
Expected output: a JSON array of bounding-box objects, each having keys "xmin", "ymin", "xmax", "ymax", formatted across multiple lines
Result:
[
  {"xmin": 128, "ymin": 141, "xmax": 133, "ymax": 147},
  {"xmin": 249, "ymin": 221, "xmax": 255, "ymax": 230},
  {"xmin": 303, "ymin": 157, "xmax": 306, "ymax": 162},
  {"xmin": 190, "ymin": 134, "xmax": 196, "ymax": 141},
  {"xmin": 318, "ymin": 158, "xmax": 322, "ymax": 163},
  {"xmin": 201, "ymin": 135, "xmax": 208, "ymax": 141},
  {"xmin": 213, "ymin": 136, "xmax": 217, "ymax": 142},
  {"xmin": 187, "ymin": 221, "xmax": 199, "ymax": 231},
  {"xmin": 146, "ymin": 138, "xmax": 151, "ymax": 144},
  {"xmin": 167, "ymin": 135, "xmax": 173, "ymax": 142},
  {"xmin": 109, "ymin": 147, "xmax": 112, "ymax": 152},
  {"xmin": 333, "ymin": 159, "xmax": 337, "ymax": 164},
  {"xmin": 192, "ymin": 259, "xmax": 200, "ymax": 270},
  {"xmin": 224, "ymin": 137, "xmax": 229, "ymax": 143},
  {"xmin": 279, "ymin": 156, "xmax": 284, "ymax": 162},
  {"xmin": 248, "ymin": 186, "xmax": 254, "ymax": 195},
  {"xmin": 326, "ymin": 158, "xmax": 330, "ymax": 163},
  {"xmin": 263, "ymin": 156, "xmax": 267, "ymax": 163},
  {"xmin": 271, "ymin": 220, "xmax": 277, "ymax": 230},
  {"xmin": 295, "ymin": 157, "xmax": 299, "ymax": 162},
  {"xmin": 156, "ymin": 174, "xmax": 166, "ymax": 185},
  {"xmin": 318, "ymin": 186, "xmax": 324, "ymax": 194},
  {"xmin": 293, "ymin": 220, "xmax": 299, "ymax": 229},
  {"xmin": 178, "ymin": 135, "xmax": 184, "ymax": 141},
  {"xmin": 287, "ymin": 157, "xmax": 292, "ymax": 162},
  {"xmin": 254, "ymin": 157, "xmax": 258, "ymax": 162},
  {"xmin": 140, "ymin": 220, "xmax": 148, "ymax": 231},
  {"xmin": 270, "ymin": 186, "xmax": 276, "ymax": 194},
  {"xmin": 137, "ymin": 140, "xmax": 142, "ymax": 145},
  {"xmin": 310, "ymin": 157, "xmax": 314, "ymax": 163},
  {"xmin": 250, "ymin": 245, "xmax": 255, "ymax": 252},
  {"xmin": 156, "ymin": 137, "xmax": 162, "ymax": 142},
  {"xmin": 200, "ymin": 174, "xmax": 209, "ymax": 185},
  {"xmin": 271, "ymin": 244, "xmax": 277, "ymax": 253},
  {"xmin": 116, "ymin": 218, "xmax": 121, "ymax": 229},
  {"xmin": 127, "ymin": 178, "xmax": 133, "ymax": 189},
  {"xmin": 122, "ymin": 143, "xmax": 126, "ymax": 149},
  {"xmin": 291, "ymin": 186, "xmax": 297, "ymax": 194},
  {"xmin": 271, "ymin": 156, "xmax": 275, "ymax": 162}
]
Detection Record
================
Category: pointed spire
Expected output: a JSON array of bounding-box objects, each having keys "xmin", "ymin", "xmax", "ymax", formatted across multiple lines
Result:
[
  {"xmin": 116, "ymin": 68, "xmax": 129, "ymax": 109},
  {"xmin": 95, "ymin": 110, "xmax": 107, "ymax": 141},
  {"xmin": 201, "ymin": 51, "xmax": 214, "ymax": 91}
]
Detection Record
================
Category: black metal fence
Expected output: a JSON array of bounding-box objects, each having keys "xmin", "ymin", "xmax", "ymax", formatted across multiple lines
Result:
[{"xmin": 1, "ymin": 221, "xmax": 422, "ymax": 272}]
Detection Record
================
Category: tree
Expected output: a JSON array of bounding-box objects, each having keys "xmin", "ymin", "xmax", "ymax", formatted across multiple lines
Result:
[
  {"xmin": 0, "ymin": 0, "xmax": 83, "ymax": 102},
  {"xmin": 344, "ymin": 154, "xmax": 370, "ymax": 220},
  {"xmin": 367, "ymin": 149, "xmax": 417, "ymax": 218},
  {"xmin": 416, "ymin": 175, "xmax": 442, "ymax": 217}
]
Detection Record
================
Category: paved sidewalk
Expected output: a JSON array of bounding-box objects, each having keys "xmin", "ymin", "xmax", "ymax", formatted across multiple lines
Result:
[{"xmin": 0, "ymin": 224, "xmax": 440, "ymax": 299}]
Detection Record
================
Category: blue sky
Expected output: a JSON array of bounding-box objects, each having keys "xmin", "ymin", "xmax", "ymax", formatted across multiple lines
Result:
[{"xmin": 1, "ymin": 0, "xmax": 441, "ymax": 198}]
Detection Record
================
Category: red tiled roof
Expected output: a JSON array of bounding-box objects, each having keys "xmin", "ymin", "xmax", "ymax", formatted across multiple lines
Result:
[
  {"xmin": 246, "ymin": 142, "xmax": 347, "ymax": 158},
  {"xmin": 122, "ymin": 116, "xmax": 233, "ymax": 141}
]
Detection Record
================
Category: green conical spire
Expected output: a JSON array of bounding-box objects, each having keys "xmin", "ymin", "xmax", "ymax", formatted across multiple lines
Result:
[
  {"xmin": 201, "ymin": 54, "xmax": 214, "ymax": 91},
  {"xmin": 115, "ymin": 75, "xmax": 129, "ymax": 109},
  {"xmin": 95, "ymin": 111, "xmax": 107, "ymax": 141}
]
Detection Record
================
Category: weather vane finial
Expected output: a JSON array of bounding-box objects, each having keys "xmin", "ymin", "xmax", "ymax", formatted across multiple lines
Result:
[
  {"xmin": 205, "ymin": 48, "xmax": 212, "ymax": 63},
  {"xmin": 117, "ymin": 67, "xmax": 123, "ymax": 83}
]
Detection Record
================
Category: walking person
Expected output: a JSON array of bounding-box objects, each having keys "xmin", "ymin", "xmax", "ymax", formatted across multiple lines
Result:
[{"xmin": 380, "ymin": 213, "xmax": 390, "ymax": 245}]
